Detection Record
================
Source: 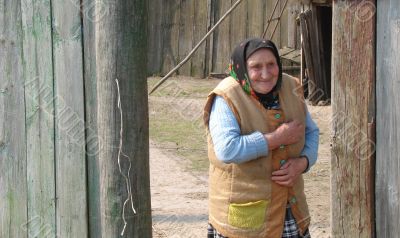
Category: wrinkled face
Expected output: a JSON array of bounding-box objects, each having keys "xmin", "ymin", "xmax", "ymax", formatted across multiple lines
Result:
[{"xmin": 246, "ymin": 48, "xmax": 279, "ymax": 94}]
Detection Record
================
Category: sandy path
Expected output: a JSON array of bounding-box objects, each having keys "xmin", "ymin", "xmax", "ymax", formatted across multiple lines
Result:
[{"xmin": 150, "ymin": 140, "xmax": 208, "ymax": 237}]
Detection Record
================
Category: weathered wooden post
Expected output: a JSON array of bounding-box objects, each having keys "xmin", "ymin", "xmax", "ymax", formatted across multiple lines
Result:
[
  {"xmin": 331, "ymin": 0, "xmax": 376, "ymax": 237},
  {"xmin": 376, "ymin": 0, "xmax": 400, "ymax": 236},
  {"xmin": 0, "ymin": 1, "xmax": 27, "ymax": 236},
  {"xmin": 96, "ymin": 0, "xmax": 152, "ymax": 236}
]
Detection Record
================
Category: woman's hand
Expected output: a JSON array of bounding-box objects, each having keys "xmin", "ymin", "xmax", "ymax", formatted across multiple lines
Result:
[
  {"xmin": 271, "ymin": 157, "xmax": 308, "ymax": 187},
  {"xmin": 264, "ymin": 120, "xmax": 304, "ymax": 150}
]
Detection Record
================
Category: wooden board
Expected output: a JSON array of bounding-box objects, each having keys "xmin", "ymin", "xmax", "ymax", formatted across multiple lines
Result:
[
  {"xmin": 230, "ymin": 0, "xmax": 247, "ymax": 50},
  {"xmin": 213, "ymin": 0, "xmax": 232, "ymax": 73},
  {"xmin": 247, "ymin": 0, "xmax": 265, "ymax": 38},
  {"xmin": 82, "ymin": 0, "xmax": 102, "ymax": 236},
  {"xmin": 51, "ymin": 0, "xmax": 88, "ymax": 236},
  {"xmin": 331, "ymin": 1, "xmax": 375, "ymax": 237},
  {"xmin": 280, "ymin": 0, "xmax": 289, "ymax": 47},
  {"xmin": 0, "ymin": 0, "xmax": 28, "ymax": 237},
  {"xmin": 265, "ymin": 0, "xmax": 281, "ymax": 46},
  {"xmin": 20, "ymin": 0, "xmax": 56, "ymax": 236},
  {"xmin": 161, "ymin": 0, "xmax": 181, "ymax": 75},
  {"xmin": 147, "ymin": 0, "xmax": 164, "ymax": 75},
  {"xmin": 96, "ymin": 0, "xmax": 152, "ymax": 236},
  {"xmin": 376, "ymin": 0, "xmax": 400, "ymax": 236},
  {"xmin": 178, "ymin": 0, "xmax": 195, "ymax": 75},
  {"xmin": 191, "ymin": 0, "xmax": 208, "ymax": 78}
]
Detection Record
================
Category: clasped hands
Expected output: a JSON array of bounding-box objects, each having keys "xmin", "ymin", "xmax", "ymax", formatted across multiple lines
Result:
[{"xmin": 263, "ymin": 120, "xmax": 308, "ymax": 187}]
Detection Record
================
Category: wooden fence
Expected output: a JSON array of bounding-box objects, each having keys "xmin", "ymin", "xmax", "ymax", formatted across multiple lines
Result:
[
  {"xmin": 147, "ymin": 0, "xmax": 298, "ymax": 78},
  {"xmin": 376, "ymin": 0, "xmax": 400, "ymax": 236},
  {"xmin": 0, "ymin": 0, "xmax": 151, "ymax": 237}
]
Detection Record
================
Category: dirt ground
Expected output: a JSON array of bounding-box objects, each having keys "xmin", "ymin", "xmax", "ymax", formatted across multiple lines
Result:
[{"xmin": 149, "ymin": 76, "xmax": 332, "ymax": 237}]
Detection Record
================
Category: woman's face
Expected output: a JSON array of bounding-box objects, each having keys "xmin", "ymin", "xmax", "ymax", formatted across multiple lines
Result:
[{"xmin": 246, "ymin": 48, "xmax": 279, "ymax": 94}]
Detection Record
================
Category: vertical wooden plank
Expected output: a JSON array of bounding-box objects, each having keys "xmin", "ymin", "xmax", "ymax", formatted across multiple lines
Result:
[
  {"xmin": 20, "ymin": 0, "xmax": 56, "ymax": 237},
  {"xmin": 247, "ymin": 0, "xmax": 265, "ymax": 38},
  {"xmin": 178, "ymin": 0, "xmax": 194, "ymax": 76},
  {"xmin": 265, "ymin": 0, "xmax": 280, "ymax": 45},
  {"xmin": 0, "ymin": 0, "xmax": 28, "ymax": 237},
  {"xmin": 96, "ymin": 0, "xmax": 152, "ymax": 236},
  {"xmin": 147, "ymin": 0, "xmax": 164, "ymax": 75},
  {"xmin": 280, "ymin": 0, "xmax": 288, "ymax": 48},
  {"xmin": 191, "ymin": 0, "xmax": 208, "ymax": 78},
  {"xmin": 81, "ymin": 0, "xmax": 102, "ymax": 236},
  {"xmin": 213, "ymin": 0, "xmax": 232, "ymax": 73},
  {"xmin": 161, "ymin": 0, "xmax": 180, "ymax": 75},
  {"xmin": 230, "ymin": 0, "xmax": 247, "ymax": 49},
  {"xmin": 287, "ymin": 2, "xmax": 299, "ymax": 48},
  {"xmin": 207, "ymin": 0, "xmax": 215, "ymax": 74},
  {"xmin": 331, "ymin": 0, "xmax": 375, "ymax": 237},
  {"xmin": 51, "ymin": 0, "xmax": 88, "ymax": 236},
  {"xmin": 376, "ymin": 0, "xmax": 400, "ymax": 237}
]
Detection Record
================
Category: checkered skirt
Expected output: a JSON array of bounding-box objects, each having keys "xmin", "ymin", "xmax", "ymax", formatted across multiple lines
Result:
[{"xmin": 207, "ymin": 204, "xmax": 311, "ymax": 238}]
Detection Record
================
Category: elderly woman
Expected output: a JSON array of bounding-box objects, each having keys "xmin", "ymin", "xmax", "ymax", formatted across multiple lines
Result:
[{"xmin": 204, "ymin": 38, "xmax": 319, "ymax": 238}]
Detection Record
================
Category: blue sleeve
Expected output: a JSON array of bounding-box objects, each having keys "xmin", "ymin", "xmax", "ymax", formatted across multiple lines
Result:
[
  {"xmin": 301, "ymin": 107, "xmax": 320, "ymax": 172},
  {"xmin": 209, "ymin": 96, "xmax": 269, "ymax": 164}
]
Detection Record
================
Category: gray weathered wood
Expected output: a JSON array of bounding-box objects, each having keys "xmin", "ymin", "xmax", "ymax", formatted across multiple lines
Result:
[
  {"xmin": 280, "ymin": 0, "xmax": 289, "ymax": 47},
  {"xmin": 20, "ymin": 0, "xmax": 56, "ymax": 236},
  {"xmin": 266, "ymin": 0, "xmax": 281, "ymax": 46},
  {"xmin": 287, "ymin": 2, "xmax": 299, "ymax": 48},
  {"xmin": 96, "ymin": 0, "xmax": 152, "ymax": 236},
  {"xmin": 191, "ymin": 0, "xmax": 208, "ymax": 78},
  {"xmin": 213, "ymin": 0, "xmax": 232, "ymax": 73},
  {"xmin": 376, "ymin": 0, "xmax": 400, "ymax": 237},
  {"xmin": 82, "ymin": 0, "xmax": 102, "ymax": 236},
  {"xmin": 0, "ymin": 0, "xmax": 28, "ymax": 237},
  {"xmin": 51, "ymin": 0, "xmax": 88, "ymax": 236},
  {"xmin": 331, "ymin": 0, "xmax": 375, "ymax": 237},
  {"xmin": 248, "ymin": 0, "xmax": 265, "ymax": 38},
  {"xmin": 161, "ymin": 0, "xmax": 181, "ymax": 75},
  {"xmin": 147, "ymin": 0, "xmax": 164, "ymax": 75},
  {"xmin": 178, "ymin": 0, "xmax": 195, "ymax": 76},
  {"xmin": 230, "ymin": 0, "xmax": 247, "ymax": 49}
]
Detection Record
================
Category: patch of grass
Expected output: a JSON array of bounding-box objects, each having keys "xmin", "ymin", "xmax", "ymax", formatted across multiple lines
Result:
[{"xmin": 148, "ymin": 76, "xmax": 218, "ymax": 173}]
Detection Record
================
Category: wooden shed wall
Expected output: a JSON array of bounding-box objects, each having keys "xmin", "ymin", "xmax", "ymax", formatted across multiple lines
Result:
[
  {"xmin": 376, "ymin": 0, "xmax": 400, "ymax": 236},
  {"xmin": 0, "ymin": 0, "xmax": 151, "ymax": 236},
  {"xmin": 147, "ymin": 0, "xmax": 299, "ymax": 78}
]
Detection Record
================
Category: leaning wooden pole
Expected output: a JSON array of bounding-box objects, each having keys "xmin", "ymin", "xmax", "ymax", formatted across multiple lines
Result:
[
  {"xmin": 96, "ymin": 0, "xmax": 151, "ymax": 236},
  {"xmin": 331, "ymin": 0, "xmax": 376, "ymax": 237}
]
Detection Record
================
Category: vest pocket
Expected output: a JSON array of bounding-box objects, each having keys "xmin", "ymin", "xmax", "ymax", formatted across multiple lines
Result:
[{"xmin": 228, "ymin": 200, "xmax": 269, "ymax": 229}]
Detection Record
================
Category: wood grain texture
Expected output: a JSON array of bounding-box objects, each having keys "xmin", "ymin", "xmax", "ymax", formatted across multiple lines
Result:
[
  {"xmin": 191, "ymin": 0, "xmax": 208, "ymax": 78},
  {"xmin": 161, "ymin": 0, "xmax": 181, "ymax": 75},
  {"xmin": 248, "ymin": 0, "xmax": 265, "ymax": 38},
  {"xmin": 230, "ymin": 0, "xmax": 247, "ymax": 50},
  {"xmin": 280, "ymin": 0, "xmax": 289, "ymax": 47},
  {"xmin": 376, "ymin": 0, "xmax": 400, "ymax": 237},
  {"xmin": 331, "ymin": 1, "xmax": 375, "ymax": 237},
  {"xmin": 0, "ymin": 0, "xmax": 28, "ymax": 237},
  {"xmin": 213, "ymin": 0, "xmax": 232, "ymax": 73},
  {"xmin": 51, "ymin": 0, "xmax": 88, "ymax": 236},
  {"xmin": 82, "ymin": 0, "xmax": 102, "ymax": 236},
  {"xmin": 178, "ymin": 0, "xmax": 194, "ymax": 75},
  {"xmin": 147, "ymin": 0, "xmax": 164, "ymax": 75},
  {"xmin": 20, "ymin": 0, "xmax": 56, "ymax": 236},
  {"xmin": 96, "ymin": 0, "xmax": 152, "ymax": 236},
  {"xmin": 265, "ymin": 0, "xmax": 281, "ymax": 46}
]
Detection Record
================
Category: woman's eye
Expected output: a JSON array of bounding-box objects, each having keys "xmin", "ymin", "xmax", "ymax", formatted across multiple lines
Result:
[{"xmin": 251, "ymin": 65, "xmax": 262, "ymax": 70}]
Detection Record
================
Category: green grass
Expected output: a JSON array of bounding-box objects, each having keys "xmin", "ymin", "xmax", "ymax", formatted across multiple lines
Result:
[{"xmin": 148, "ymin": 76, "xmax": 218, "ymax": 172}]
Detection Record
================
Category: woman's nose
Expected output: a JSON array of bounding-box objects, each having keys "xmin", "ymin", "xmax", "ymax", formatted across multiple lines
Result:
[{"xmin": 261, "ymin": 67, "xmax": 269, "ymax": 79}]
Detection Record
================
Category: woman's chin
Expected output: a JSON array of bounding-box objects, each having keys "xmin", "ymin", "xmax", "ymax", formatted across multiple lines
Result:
[{"xmin": 254, "ymin": 87, "xmax": 273, "ymax": 94}]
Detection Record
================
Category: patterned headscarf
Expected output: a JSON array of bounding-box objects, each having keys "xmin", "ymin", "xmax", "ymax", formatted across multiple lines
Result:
[{"xmin": 228, "ymin": 38, "xmax": 282, "ymax": 106}]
